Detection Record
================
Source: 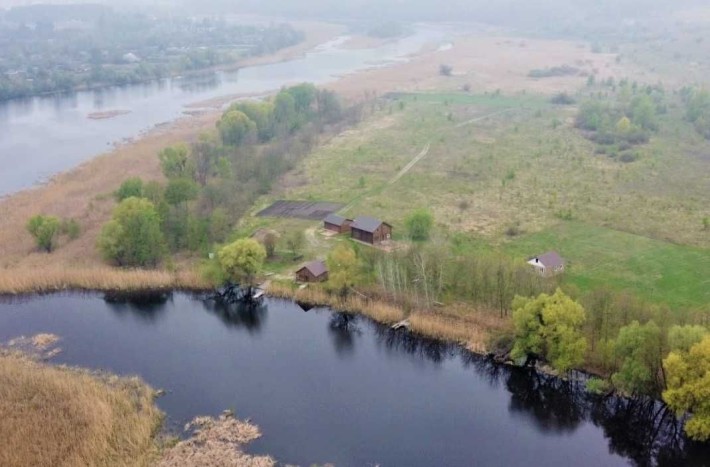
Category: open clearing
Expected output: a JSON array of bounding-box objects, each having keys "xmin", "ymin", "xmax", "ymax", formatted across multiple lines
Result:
[{"xmin": 260, "ymin": 90, "xmax": 710, "ymax": 309}]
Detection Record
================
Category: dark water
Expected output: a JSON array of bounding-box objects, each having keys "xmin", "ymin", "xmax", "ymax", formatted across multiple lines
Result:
[
  {"xmin": 0, "ymin": 294, "xmax": 707, "ymax": 466},
  {"xmin": 0, "ymin": 25, "xmax": 454, "ymax": 197}
]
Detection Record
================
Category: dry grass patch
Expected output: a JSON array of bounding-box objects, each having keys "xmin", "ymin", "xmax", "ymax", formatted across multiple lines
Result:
[
  {"xmin": 0, "ymin": 267, "xmax": 211, "ymax": 295},
  {"xmin": 159, "ymin": 413, "xmax": 274, "ymax": 467},
  {"xmin": 0, "ymin": 353, "xmax": 162, "ymax": 467}
]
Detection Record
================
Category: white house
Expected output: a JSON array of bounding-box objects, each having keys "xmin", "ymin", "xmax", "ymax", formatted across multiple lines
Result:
[{"xmin": 527, "ymin": 251, "xmax": 565, "ymax": 277}]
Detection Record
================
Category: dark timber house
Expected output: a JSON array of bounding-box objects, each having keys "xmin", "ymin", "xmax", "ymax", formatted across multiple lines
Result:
[
  {"xmin": 296, "ymin": 260, "xmax": 329, "ymax": 283},
  {"xmin": 323, "ymin": 213, "xmax": 353, "ymax": 234},
  {"xmin": 350, "ymin": 216, "xmax": 392, "ymax": 245}
]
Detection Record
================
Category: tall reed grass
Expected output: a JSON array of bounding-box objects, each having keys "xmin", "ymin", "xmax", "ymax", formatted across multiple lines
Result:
[
  {"xmin": 0, "ymin": 352, "xmax": 162, "ymax": 467},
  {"xmin": 0, "ymin": 267, "xmax": 212, "ymax": 295}
]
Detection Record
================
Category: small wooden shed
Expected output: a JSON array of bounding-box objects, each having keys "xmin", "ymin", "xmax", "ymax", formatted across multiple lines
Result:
[
  {"xmin": 350, "ymin": 216, "xmax": 392, "ymax": 245},
  {"xmin": 323, "ymin": 213, "xmax": 353, "ymax": 234},
  {"xmin": 296, "ymin": 260, "xmax": 329, "ymax": 283}
]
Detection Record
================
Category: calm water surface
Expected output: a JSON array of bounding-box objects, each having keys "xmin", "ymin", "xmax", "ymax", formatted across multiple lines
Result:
[
  {"xmin": 1, "ymin": 293, "xmax": 707, "ymax": 467},
  {"xmin": 0, "ymin": 25, "xmax": 453, "ymax": 197}
]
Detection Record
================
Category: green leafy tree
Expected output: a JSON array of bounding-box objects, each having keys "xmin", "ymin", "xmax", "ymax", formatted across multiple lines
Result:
[
  {"xmin": 511, "ymin": 289, "xmax": 587, "ymax": 373},
  {"xmin": 327, "ymin": 244, "xmax": 360, "ymax": 297},
  {"xmin": 159, "ymin": 145, "xmax": 193, "ymax": 180},
  {"xmin": 663, "ymin": 335, "xmax": 710, "ymax": 441},
  {"xmin": 285, "ymin": 230, "xmax": 305, "ymax": 259},
  {"xmin": 668, "ymin": 325, "xmax": 707, "ymax": 353},
  {"xmin": 217, "ymin": 110, "xmax": 256, "ymax": 146},
  {"xmin": 273, "ymin": 91, "xmax": 298, "ymax": 132},
  {"xmin": 286, "ymin": 83, "xmax": 317, "ymax": 113},
  {"xmin": 630, "ymin": 94, "xmax": 658, "ymax": 131},
  {"xmin": 97, "ymin": 197, "xmax": 165, "ymax": 267},
  {"xmin": 115, "ymin": 177, "xmax": 144, "ymax": 201},
  {"xmin": 218, "ymin": 238, "xmax": 266, "ymax": 286},
  {"xmin": 262, "ymin": 232, "xmax": 278, "ymax": 258},
  {"xmin": 164, "ymin": 178, "xmax": 199, "ymax": 207},
  {"xmin": 405, "ymin": 208, "xmax": 433, "ymax": 241},
  {"xmin": 611, "ymin": 320, "xmax": 663, "ymax": 396},
  {"xmin": 229, "ymin": 101, "xmax": 274, "ymax": 142},
  {"xmin": 26, "ymin": 215, "xmax": 61, "ymax": 253}
]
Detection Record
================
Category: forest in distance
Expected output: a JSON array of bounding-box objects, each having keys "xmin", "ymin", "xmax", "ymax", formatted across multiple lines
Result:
[{"xmin": 0, "ymin": 4, "xmax": 304, "ymax": 100}]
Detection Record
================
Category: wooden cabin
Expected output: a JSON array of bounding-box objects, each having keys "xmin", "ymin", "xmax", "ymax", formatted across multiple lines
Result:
[
  {"xmin": 323, "ymin": 213, "xmax": 353, "ymax": 234},
  {"xmin": 295, "ymin": 260, "xmax": 329, "ymax": 283},
  {"xmin": 350, "ymin": 216, "xmax": 392, "ymax": 245}
]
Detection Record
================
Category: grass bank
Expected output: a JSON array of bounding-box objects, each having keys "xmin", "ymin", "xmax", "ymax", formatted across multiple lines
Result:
[
  {"xmin": 267, "ymin": 283, "xmax": 509, "ymax": 353},
  {"xmin": 0, "ymin": 352, "xmax": 162, "ymax": 467},
  {"xmin": 0, "ymin": 267, "xmax": 211, "ymax": 295}
]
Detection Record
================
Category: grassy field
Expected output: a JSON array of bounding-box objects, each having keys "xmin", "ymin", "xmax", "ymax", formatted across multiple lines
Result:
[
  {"xmin": 252, "ymin": 90, "xmax": 710, "ymax": 309},
  {"xmin": 502, "ymin": 222, "xmax": 710, "ymax": 310}
]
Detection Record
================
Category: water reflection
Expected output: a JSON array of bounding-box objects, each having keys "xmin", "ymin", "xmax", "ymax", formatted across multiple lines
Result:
[
  {"xmin": 103, "ymin": 291, "xmax": 171, "ymax": 322},
  {"xmin": 202, "ymin": 299, "xmax": 268, "ymax": 334},
  {"xmin": 328, "ymin": 313, "xmax": 361, "ymax": 357},
  {"xmin": 374, "ymin": 326, "xmax": 454, "ymax": 363},
  {"xmin": 506, "ymin": 369, "xmax": 584, "ymax": 433}
]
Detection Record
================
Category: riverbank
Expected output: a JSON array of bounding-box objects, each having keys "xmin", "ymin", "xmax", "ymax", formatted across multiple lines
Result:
[{"xmin": 266, "ymin": 282, "xmax": 509, "ymax": 353}]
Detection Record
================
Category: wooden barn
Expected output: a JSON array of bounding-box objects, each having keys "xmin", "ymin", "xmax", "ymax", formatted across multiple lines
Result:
[
  {"xmin": 350, "ymin": 216, "xmax": 392, "ymax": 245},
  {"xmin": 295, "ymin": 260, "xmax": 329, "ymax": 283},
  {"xmin": 323, "ymin": 213, "xmax": 353, "ymax": 234}
]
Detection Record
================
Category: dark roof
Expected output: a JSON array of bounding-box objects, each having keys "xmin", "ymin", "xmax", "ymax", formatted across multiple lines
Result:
[
  {"xmin": 298, "ymin": 260, "xmax": 328, "ymax": 277},
  {"xmin": 533, "ymin": 251, "xmax": 565, "ymax": 268},
  {"xmin": 351, "ymin": 216, "xmax": 388, "ymax": 233},
  {"xmin": 323, "ymin": 213, "xmax": 351, "ymax": 226}
]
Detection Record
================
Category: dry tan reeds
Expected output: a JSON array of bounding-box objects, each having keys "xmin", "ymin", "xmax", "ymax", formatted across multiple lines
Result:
[
  {"xmin": 0, "ymin": 267, "xmax": 211, "ymax": 295},
  {"xmin": 0, "ymin": 352, "xmax": 162, "ymax": 467},
  {"xmin": 266, "ymin": 283, "xmax": 509, "ymax": 352}
]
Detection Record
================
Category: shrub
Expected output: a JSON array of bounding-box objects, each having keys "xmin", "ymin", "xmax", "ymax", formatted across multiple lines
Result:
[
  {"xmin": 98, "ymin": 197, "xmax": 165, "ymax": 267},
  {"xmin": 26, "ymin": 215, "xmax": 61, "ymax": 253},
  {"xmin": 405, "ymin": 208, "xmax": 434, "ymax": 241},
  {"xmin": 114, "ymin": 177, "xmax": 144, "ymax": 201}
]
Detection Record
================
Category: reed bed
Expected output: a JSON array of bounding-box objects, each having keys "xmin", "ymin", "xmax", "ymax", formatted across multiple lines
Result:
[
  {"xmin": 267, "ymin": 282, "xmax": 507, "ymax": 352},
  {"xmin": 0, "ymin": 267, "xmax": 212, "ymax": 295},
  {"xmin": 0, "ymin": 352, "xmax": 162, "ymax": 467}
]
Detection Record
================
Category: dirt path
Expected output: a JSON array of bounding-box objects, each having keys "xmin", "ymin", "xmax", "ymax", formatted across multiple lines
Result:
[{"xmin": 388, "ymin": 143, "xmax": 431, "ymax": 185}]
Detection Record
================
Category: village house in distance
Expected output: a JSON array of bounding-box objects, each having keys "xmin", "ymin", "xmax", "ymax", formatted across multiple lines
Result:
[
  {"xmin": 296, "ymin": 260, "xmax": 329, "ymax": 283},
  {"xmin": 527, "ymin": 251, "xmax": 565, "ymax": 277}
]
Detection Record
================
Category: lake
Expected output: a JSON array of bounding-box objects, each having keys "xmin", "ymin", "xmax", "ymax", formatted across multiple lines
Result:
[
  {"xmin": 0, "ymin": 24, "xmax": 454, "ymax": 197},
  {"xmin": 0, "ymin": 293, "xmax": 706, "ymax": 466}
]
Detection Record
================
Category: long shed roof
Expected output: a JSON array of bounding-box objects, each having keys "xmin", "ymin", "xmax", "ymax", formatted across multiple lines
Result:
[
  {"xmin": 351, "ymin": 216, "xmax": 388, "ymax": 233},
  {"xmin": 298, "ymin": 260, "xmax": 328, "ymax": 277}
]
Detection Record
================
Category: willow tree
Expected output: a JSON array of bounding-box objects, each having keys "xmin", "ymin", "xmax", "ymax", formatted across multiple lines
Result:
[
  {"xmin": 663, "ymin": 334, "xmax": 710, "ymax": 441},
  {"xmin": 218, "ymin": 238, "xmax": 266, "ymax": 287},
  {"xmin": 511, "ymin": 288, "xmax": 587, "ymax": 373}
]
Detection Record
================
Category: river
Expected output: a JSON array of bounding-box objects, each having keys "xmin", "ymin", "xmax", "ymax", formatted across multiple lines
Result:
[
  {"xmin": 0, "ymin": 293, "xmax": 707, "ymax": 466},
  {"xmin": 0, "ymin": 25, "xmax": 454, "ymax": 197}
]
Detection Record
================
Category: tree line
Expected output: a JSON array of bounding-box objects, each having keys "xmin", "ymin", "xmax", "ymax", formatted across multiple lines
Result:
[{"xmin": 97, "ymin": 83, "xmax": 368, "ymax": 267}]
